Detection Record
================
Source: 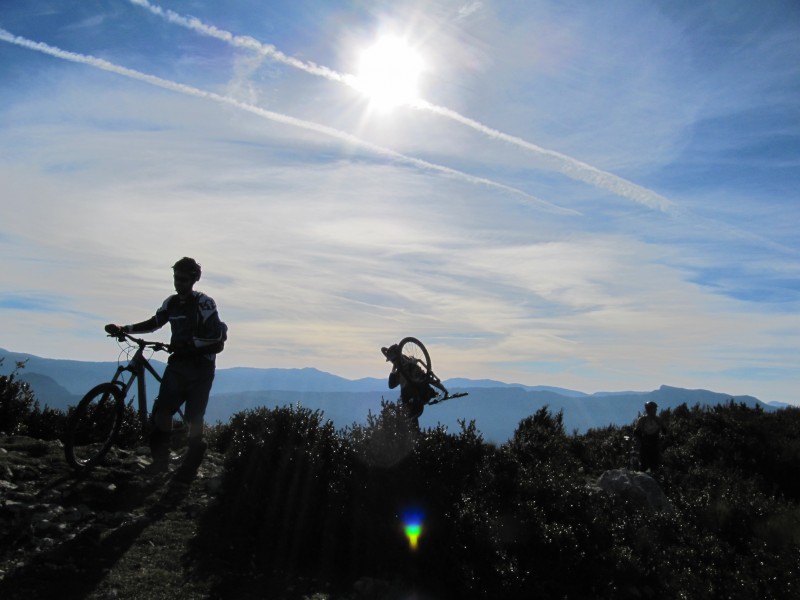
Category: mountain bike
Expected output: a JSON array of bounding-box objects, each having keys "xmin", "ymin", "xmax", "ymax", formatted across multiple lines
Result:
[
  {"xmin": 63, "ymin": 331, "xmax": 184, "ymax": 471},
  {"xmin": 381, "ymin": 337, "xmax": 468, "ymax": 404}
]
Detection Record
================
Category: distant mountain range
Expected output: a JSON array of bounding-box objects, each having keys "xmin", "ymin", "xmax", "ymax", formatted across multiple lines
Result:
[{"xmin": 0, "ymin": 347, "xmax": 778, "ymax": 443}]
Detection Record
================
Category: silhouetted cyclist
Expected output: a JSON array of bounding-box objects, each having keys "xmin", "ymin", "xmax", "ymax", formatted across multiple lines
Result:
[
  {"xmin": 105, "ymin": 257, "xmax": 225, "ymax": 482},
  {"xmin": 383, "ymin": 343, "xmax": 438, "ymax": 429}
]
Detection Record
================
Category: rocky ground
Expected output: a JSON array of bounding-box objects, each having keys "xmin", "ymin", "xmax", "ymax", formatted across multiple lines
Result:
[{"xmin": 0, "ymin": 434, "xmax": 227, "ymax": 599}]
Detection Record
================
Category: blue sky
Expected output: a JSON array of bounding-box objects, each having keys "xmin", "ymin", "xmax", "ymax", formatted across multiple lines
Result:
[{"xmin": 1, "ymin": 0, "xmax": 798, "ymax": 404}]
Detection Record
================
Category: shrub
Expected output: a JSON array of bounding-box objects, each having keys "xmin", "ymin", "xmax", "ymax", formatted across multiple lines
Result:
[
  {"xmin": 0, "ymin": 359, "xmax": 38, "ymax": 435},
  {"xmin": 24, "ymin": 405, "xmax": 68, "ymax": 441},
  {"xmin": 188, "ymin": 400, "xmax": 800, "ymax": 598},
  {"xmin": 0, "ymin": 358, "xmax": 69, "ymax": 440},
  {"xmin": 197, "ymin": 404, "xmax": 348, "ymax": 593}
]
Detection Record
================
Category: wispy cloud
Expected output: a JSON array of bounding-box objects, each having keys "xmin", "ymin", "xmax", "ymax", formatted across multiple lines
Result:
[
  {"xmin": 0, "ymin": 28, "xmax": 574, "ymax": 214},
  {"xmin": 0, "ymin": 294, "xmax": 61, "ymax": 312},
  {"xmin": 126, "ymin": 0, "xmax": 672, "ymax": 211}
]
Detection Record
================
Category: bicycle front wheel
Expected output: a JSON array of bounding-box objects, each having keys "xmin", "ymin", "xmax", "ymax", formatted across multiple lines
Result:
[
  {"xmin": 397, "ymin": 337, "xmax": 432, "ymax": 383},
  {"xmin": 64, "ymin": 383, "xmax": 125, "ymax": 471}
]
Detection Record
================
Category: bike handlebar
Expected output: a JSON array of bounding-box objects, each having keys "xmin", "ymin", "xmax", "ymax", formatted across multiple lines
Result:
[{"xmin": 108, "ymin": 331, "xmax": 171, "ymax": 353}]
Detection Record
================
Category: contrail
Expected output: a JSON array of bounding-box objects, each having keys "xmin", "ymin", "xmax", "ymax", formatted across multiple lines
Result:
[
  {"xmin": 0, "ymin": 29, "xmax": 578, "ymax": 215},
  {"xmin": 126, "ymin": 0, "xmax": 672, "ymax": 212},
  {"xmin": 413, "ymin": 100, "xmax": 672, "ymax": 211},
  {"xmin": 127, "ymin": 0, "xmax": 353, "ymax": 85}
]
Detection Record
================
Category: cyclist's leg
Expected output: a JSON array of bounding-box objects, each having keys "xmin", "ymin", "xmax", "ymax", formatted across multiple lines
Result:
[
  {"xmin": 639, "ymin": 439, "xmax": 657, "ymax": 472},
  {"xmin": 400, "ymin": 386, "xmax": 425, "ymax": 421},
  {"xmin": 153, "ymin": 364, "xmax": 183, "ymax": 431},
  {"xmin": 147, "ymin": 363, "xmax": 187, "ymax": 472},
  {"xmin": 174, "ymin": 361, "xmax": 215, "ymax": 481},
  {"xmin": 183, "ymin": 360, "xmax": 215, "ymax": 438}
]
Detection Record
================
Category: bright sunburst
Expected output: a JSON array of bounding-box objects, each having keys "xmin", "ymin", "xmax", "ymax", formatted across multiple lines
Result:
[{"xmin": 354, "ymin": 35, "xmax": 423, "ymax": 110}]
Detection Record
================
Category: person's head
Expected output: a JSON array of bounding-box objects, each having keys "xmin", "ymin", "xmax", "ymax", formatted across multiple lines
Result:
[
  {"xmin": 644, "ymin": 401, "xmax": 658, "ymax": 415},
  {"xmin": 172, "ymin": 257, "xmax": 201, "ymax": 295},
  {"xmin": 384, "ymin": 344, "xmax": 401, "ymax": 363}
]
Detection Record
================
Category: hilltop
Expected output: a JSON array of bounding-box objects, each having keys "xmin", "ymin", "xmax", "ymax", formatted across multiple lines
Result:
[{"xmin": 1, "ymin": 371, "xmax": 799, "ymax": 599}]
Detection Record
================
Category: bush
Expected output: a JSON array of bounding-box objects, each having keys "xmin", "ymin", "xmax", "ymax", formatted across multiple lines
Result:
[
  {"xmin": 10, "ymin": 374, "xmax": 798, "ymax": 599},
  {"xmin": 25, "ymin": 405, "xmax": 68, "ymax": 441},
  {"xmin": 190, "ymin": 401, "xmax": 800, "ymax": 599},
  {"xmin": 0, "ymin": 359, "xmax": 69, "ymax": 440},
  {"xmin": 196, "ymin": 404, "xmax": 348, "ymax": 593},
  {"xmin": 0, "ymin": 359, "xmax": 38, "ymax": 435}
]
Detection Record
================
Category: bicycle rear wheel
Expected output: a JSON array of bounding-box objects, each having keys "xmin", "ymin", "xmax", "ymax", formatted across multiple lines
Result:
[
  {"xmin": 397, "ymin": 337, "xmax": 432, "ymax": 383},
  {"xmin": 64, "ymin": 383, "xmax": 125, "ymax": 471}
]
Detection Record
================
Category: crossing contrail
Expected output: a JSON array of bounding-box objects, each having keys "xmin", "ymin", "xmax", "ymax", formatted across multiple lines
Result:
[
  {"xmin": 0, "ymin": 28, "xmax": 578, "ymax": 215},
  {"xmin": 126, "ymin": 0, "xmax": 672, "ymax": 212},
  {"xmin": 127, "ymin": 0, "xmax": 353, "ymax": 85},
  {"xmin": 413, "ymin": 100, "xmax": 672, "ymax": 211}
]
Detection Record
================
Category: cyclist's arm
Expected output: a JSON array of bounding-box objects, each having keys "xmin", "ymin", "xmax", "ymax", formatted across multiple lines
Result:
[
  {"xmin": 123, "ymin": 302, "xmax": 169, "ymax": 334},
  {"xmin": 388, "ymin": 368, "xmax": 401, "ymax": 389},
  {"xmin": 124, "ymin": 315, "xmax": 164, "ymax": 334}
]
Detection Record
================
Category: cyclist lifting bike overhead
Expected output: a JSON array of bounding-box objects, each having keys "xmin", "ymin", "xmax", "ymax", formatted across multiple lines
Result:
[
  {"xmin": 105, "ymin": 257, "xmax": 226, "ymax": 481},
  {"xmin": 381, "ymin": 337, "xmax": 467, "ymax": 428}
]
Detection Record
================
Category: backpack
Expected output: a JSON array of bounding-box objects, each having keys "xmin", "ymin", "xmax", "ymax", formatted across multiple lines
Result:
[{"xmin": 210, "ymin": 321, "xmax": 228, "ymax": 354}]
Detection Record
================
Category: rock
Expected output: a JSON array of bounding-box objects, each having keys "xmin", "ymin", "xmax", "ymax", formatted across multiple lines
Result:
[{"xmin": 597, "ymin": 469, "xmax": 673, "ymax": 513}]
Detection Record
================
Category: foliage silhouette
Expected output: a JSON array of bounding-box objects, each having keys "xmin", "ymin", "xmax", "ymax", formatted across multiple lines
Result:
[
  {"xmin": 0, "ymin": 359, "xmax": 39, "ymax": 435},
  {"xmin": 193, "ymin": 400, "xmax": 800, "ymax": 599},
  {"xmin": 4, "ymin": 374, "xmax": 799, "ymax": 598}
]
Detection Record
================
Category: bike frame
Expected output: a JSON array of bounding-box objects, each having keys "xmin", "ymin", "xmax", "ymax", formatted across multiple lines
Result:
[
  {"xmin": 108, "ymin": 333, "xmax": 185, "ymax": 433},
  {"xmin": 109, "ymin": 341, "xmax": 164, "ymax": 432}
]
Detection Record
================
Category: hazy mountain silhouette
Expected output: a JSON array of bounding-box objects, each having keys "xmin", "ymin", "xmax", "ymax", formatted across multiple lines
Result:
[
  {"xmin": 0, "ymin": 347, "xmax": 770, "ymax": 442},
  {"xmin": 16, "ymin": 372, "xmax": 79, "ymax": 409}
]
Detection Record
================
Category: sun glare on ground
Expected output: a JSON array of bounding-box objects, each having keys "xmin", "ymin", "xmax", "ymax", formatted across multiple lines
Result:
[{"xmin": 354, "ymin": 35, "xmax": 423, "ymax": 110}]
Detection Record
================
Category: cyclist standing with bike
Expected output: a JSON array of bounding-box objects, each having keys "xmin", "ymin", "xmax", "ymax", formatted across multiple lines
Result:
[{"xmin": 105, "ymin": 257, "xmax": 225, "ymax": 481}]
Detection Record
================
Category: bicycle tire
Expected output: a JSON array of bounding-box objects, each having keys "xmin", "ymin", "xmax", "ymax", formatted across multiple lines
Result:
[
  {"xmin": 64, "ymin": 383, "xmax": 125, "ymax": 471},
  {"xmin": 397, "ymin": 337, "xmax": 432, "ymax": 383}
]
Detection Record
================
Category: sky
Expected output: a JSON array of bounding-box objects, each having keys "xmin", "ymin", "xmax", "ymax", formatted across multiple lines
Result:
[{"xmin": 1, "ymin": 0, "xmax": 798, "ymax": 405}]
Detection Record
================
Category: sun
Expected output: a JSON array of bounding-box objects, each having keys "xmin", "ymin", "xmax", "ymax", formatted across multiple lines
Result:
[{"xmin": 354, "ymin": 35, "xmax": 423, "ymax": 110}]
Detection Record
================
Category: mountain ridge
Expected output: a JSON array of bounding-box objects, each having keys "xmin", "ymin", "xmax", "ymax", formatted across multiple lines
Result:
[{"xmin": 1, "ymin": 347, "xmax": 774, "ymax": 442}]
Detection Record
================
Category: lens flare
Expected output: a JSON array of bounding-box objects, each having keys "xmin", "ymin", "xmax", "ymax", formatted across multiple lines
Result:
[
  {"xmin": 402, "ymin": 509, "xmax": 424, "ymax": 551},
  {"xmin": 405, "ymin": 523, "xmax": 422, "ymax": 550}
]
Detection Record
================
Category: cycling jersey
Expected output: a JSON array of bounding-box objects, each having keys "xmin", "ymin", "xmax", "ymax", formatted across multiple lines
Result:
[{"xmin": 126, "ymin": 291, "xmax": 224, "ymax": 362}]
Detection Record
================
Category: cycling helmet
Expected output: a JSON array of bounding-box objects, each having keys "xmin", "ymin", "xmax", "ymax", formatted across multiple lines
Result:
[
  {"xmin": 644, "ymin": 401, "xmax": 658, "ymax": 410},
  {"xmin": 173, "ymin": 257, "xmax": 201, "ymax": 282}
]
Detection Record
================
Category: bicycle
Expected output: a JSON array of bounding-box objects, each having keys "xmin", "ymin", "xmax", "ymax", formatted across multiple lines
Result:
[
  {"xmin": 63, "ymin": 331, "xmax": 185, "ymax": 471},
  {"xmin": 381, "ymin": 336, "xmax": 468, "ymax": 405}
]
